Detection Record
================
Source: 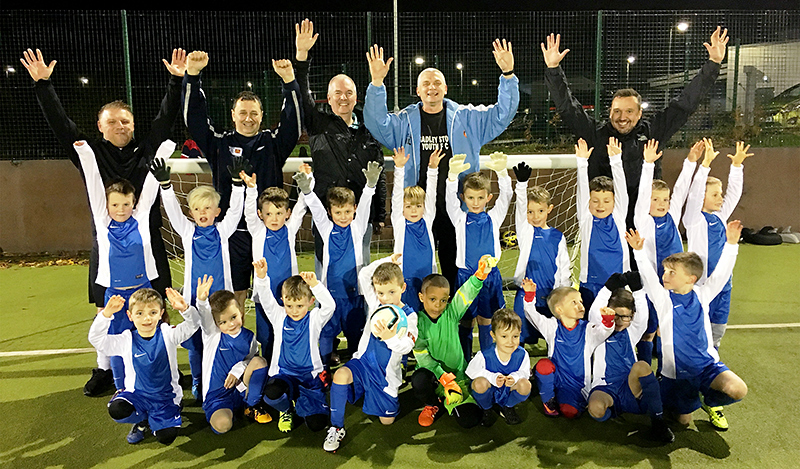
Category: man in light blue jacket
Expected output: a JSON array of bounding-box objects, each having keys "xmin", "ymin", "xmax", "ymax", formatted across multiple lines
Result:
[{"xmin": 364, "ymin": 40, "xmax": 519, "ymax": 293}]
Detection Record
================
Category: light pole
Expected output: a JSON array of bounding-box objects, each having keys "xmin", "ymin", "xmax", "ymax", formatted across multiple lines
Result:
[
  {"xmin": 409, "ymin": 56, "xmax": 424, "ymax": 96},
  {"xmin": 456, "ymin": 62, "xmax": 463, "ymax": 97},
  {"xmin": 666, "ymin": 21, "xmax": 689, "ymax": 105},
  {"xmin": 626, "ymin": 55, "xmax": 635, "ymax": 87}
]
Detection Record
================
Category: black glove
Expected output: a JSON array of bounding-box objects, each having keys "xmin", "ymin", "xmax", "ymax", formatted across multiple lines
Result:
[
  {"xmin": 148, "ymin": 158, "xmax": 172, "ymax": 188},
  {"xmin": 604, "ymin": 272, "xmax": 626, "ymax": 292},
  {"xmin": 513, "ymin": 161, "xmax": 532, "ymax": 183},
  {"xmin": 227, "ymin": 156, "xmax": 252, "ymax": 186},
  {"xmin": 621, "ymin": 271, "xmax": 643, "ymax": 292}
]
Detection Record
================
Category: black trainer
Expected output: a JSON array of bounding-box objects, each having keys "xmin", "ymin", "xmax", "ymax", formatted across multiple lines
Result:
[
  {"xmin": 481, "ymin": 408, "xmax": 498, "ymax": 427},
  {"xmin": 647, "ymin": 417, "xmax": 675, "ymax": 444},
  {"xmin": 84, "ymin": 368, "xmax": 114, "ymax": 396},
  {"xmin": 500, "ymin": 406, "xmax": 522, "ymax": 425}
]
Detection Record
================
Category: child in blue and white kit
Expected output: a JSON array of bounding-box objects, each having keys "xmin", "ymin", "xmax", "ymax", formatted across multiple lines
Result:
[
  {"xmin": 511, "ymin": 162, "xmax": 571, "ymax": 346},
  {"xmin": 391, "ymin": 147, "xmax": 441, "ymax": 312},
  {"xmin": 446, "ymin": 152, "xmax": 513, "ymax": 357},
  {"xmin": 683, "ymin": 138, "xmax": 752, "ymax": 348},
  {"xmin": 75, "ymin": 140, "xmax": 169, "ymax": 391},
  {"xmin": 323, "ymin": 254, "xmax": 418, "ymax": 452},
  {"xmin": 193, "ymin": 275, "xmax": 270, "ymax": 433},
  {"xmin": 632, "ymin": 139, "xmax": 701, "ymax": 364},
  {"xmin": 575, "ymin": 137, "xmax": 629, "ymax": 310},
  {"xmin": 149, "ymin": 155, "xmax": 248, "ymax": 402},
  {"xmin": 88, "ymin": 287, "xmax": 200, "ymax": 445},
  {"xmin": 252, "ymin": 258, "xmax": 336, "ymax": 433},
  {"xmin": 292, "ymin": 161, "xmax": 382, "ymax": 368},
  {"xmin": 241, "ymin": 165, "xmax": 310, "ymax": 362}
]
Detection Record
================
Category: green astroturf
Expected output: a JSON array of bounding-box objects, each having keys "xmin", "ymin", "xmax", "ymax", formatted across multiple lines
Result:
[{"xmin": 1, "ymin": 244, "xmax": 798, "ymax": 468}]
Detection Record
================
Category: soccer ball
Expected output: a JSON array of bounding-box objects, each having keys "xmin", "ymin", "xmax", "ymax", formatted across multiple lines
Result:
[
  {"xmin": 369, "ymin": 304, "xmax": 408, "ymax": 339},
  {"xmin": 501, "ymin": 230, "xmax": 518, "ymax": 248}
]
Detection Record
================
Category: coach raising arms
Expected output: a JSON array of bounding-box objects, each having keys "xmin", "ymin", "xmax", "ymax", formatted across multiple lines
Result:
[
  {"xmin": 541, "ymin": 27, "xmax": 729, "ymax": 227},
  {"xmin": 21, "ymin": 47, "xmax": 185, "ymax": 397}
]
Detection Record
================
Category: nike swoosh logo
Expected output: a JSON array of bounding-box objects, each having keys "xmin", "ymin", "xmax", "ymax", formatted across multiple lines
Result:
[
  {"xmin": 284, "ymin": 327, "xmax": 294, "ymax": 331},
  {"xmin": 466, "ymin": 221, "xmax": 474, "ymax": 225},
  {"xmin": 709, "ymin": 222, "xmax": 718, "ymax": 226},
  {"xmin": 135, "ymin": 353, "xmax": 146, "ymax": 358},
  {"xmin": 656, "ymin": 223, "xmax": 666, "ymax": 228},
  {"xmin": 556, "ymin": 339, "xmax": 564, "ymax": 343},
  {"xmin": 256, "ymin": 146, "xmax": 265, "ymax": 151},
  {"xmin": 385, "ymin": 410, "xmax": 393, "ymax": 415},
  {"xmin": 193, "ymin": 236, "xmax": 202, "ymax": 240},
  {"xmin": 219, "ymin": 348, "xmax": 230, "ymax": 351}
]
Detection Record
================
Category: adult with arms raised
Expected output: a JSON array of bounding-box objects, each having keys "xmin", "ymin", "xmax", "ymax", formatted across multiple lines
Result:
[{"xmin": 21, "ymin": 47, "xmax": 186, "ymax": 397}]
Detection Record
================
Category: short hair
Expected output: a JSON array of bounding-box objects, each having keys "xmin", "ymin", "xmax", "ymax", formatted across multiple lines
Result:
[
  {"xmin": 662, "ymin": 252, "xmax": 704, "ymax": 283},
  {"xmin": 282, "ymin": 275, "xmax": 313, "ymax": 301},
  {"xmin": 462, "ymin": 171, "xmax": 490, "ymax": 193},
  {"xmin": 258, "ymin": 187, "xmax": 290, "ymax": 212},
  {"xmin": 706, "ymin": 176, "xmax": 723, "ymax": 188},
  {"xmin": 417, "ymin": 68, "xmax": 446, "ymax": 88},
  {"xmin": 547, "ymin": 286, "xmax": 579, "ymax": 315},
  {"xmin": 527, "ymin": 185, "xmax": 551, "ymax": 205},
  {"xmin": 420, "ymin": 273, "xmax": 450, "ymax": 294},
  {"xmin": 327, "ymin": 74, "xmax": 357, "ymax": 96},
  {"xmin": 403, "ymin": 186, "xmax": 426, "ymax": 205},
  {"xmin": 105, "ymin": 177, "xmax": 136, "ymax": 199},
  {"xmin": 232, "ymin": 91, "xmax": 263, "ymax": 112},
  {"xmin": 611, "ymin": 88, "xmax": 642, "ymax": 109},
  {"xmin": 98, "ymin": 100, "xmax": 133, "ymax": 120},
  {"xmin": 327, "ymin": 186, "xmax": 356, "ymax": 207},
  {"xmin": 187, "ymin": 185, "xmax": 221, "ymax": 211},
  {"xmin": 491, "ymin": 308, "xmax": 522, "ymax": 332},
  {"xmin": 607, "ymin": 288, "xmax": 635, "ymax": 313},
  {"xmin": 589, "ymin": 175, "xmax": 614, "ymax": 194},
  {"xmin": 372, "ymin": 262, "xmax": 404, "ymax": 287},
  {"xmin": 129, "ymin": 288, "xmax": 169, "ymax": 324},
  {"xmin": 652, "ymin": 179, "xmax": 671, "ymax": 193},
  {"xmin": 209, "ymin": 290, "xmax": 238, "ymax": 324}
]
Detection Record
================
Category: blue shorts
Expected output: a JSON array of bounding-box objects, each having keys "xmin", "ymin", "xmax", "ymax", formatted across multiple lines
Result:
[
  {"xmin": 269, "ymin": 374, "xmax": 329, "ymax": 418},
  {"xmin": 457, "ymin": 268, "xmax": 505, "ymax": 319},
  {"xmin": 111, "ymin": 390, "xmax": 181, "ymax": 432},
  {"xmin": 345, "ymin": 357, "xmax": 399, "ymax": 419},
  {"xmin": 645, "ymin": 296, "xmax": 659, "ymax": 334},
  {"xmin": 661, "ymin": 361, "xmax": 730, "ymax": 415},
  {"xmin": 322, "ymin": 296, "xmax": 366, "ymax": 341},
  {"xmin": 402, "ymin": 277, "xmax": 422, "ymax": 314},
  {"xmin": 202, "ymin": 386, "xmax": 246, "ymax": 422},
  {"xmin": 590, "ymin": 382, "xmax": 645, "ymax": 417},
  {"xmin": 708, "ymin": 281, "xmax": 732, "ymax": 325},
  {"xmin": 513, "ymin": 289, "xmax": 549, "ymax": 345},
  {"xmin": 104, "ymin": 282, "xmax": 151, "ymax": 334}
]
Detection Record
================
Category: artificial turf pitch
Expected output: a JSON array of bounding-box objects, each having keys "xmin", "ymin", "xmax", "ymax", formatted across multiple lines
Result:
[{"xmin": 1, "ymin": 244, "xmax": 798, "ymax": 468}]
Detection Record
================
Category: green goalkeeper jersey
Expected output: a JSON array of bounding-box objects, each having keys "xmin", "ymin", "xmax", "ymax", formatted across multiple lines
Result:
[{"xmin": 414, "ymin": 275, "xmax": 484, "ymax": 382}]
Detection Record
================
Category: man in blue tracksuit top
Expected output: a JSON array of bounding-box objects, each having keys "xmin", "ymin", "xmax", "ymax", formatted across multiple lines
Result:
[{"xmin": 363, "ymin": 40, "xmax": 519, "ymax": 293}]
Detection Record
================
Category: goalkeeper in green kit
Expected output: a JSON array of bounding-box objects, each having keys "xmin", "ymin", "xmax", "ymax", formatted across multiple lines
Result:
[{"xmin": 411, "ymin": 254, "xmax": 496, "ymax": 428}]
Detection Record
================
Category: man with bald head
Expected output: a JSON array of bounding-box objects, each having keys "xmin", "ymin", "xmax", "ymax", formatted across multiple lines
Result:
[
  {"xmin": 294, "ymin": 19, "xmax": 387, "ymax": 290},
  {"xmin": 363, "ymin": 39, "xmax": 519, "ymax": 293}
]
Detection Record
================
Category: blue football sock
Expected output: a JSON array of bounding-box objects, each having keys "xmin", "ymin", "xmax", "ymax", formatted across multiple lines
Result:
[
  {"xmin": 330, "ymin": 382, "xmax": 350, "ymax": 428},
  {"xmin": 638, "ymin": 373, "xmax": 663, "ymax": 419},
  {"xmin": 505, "ymin": 389, "xmax": 529, "ymax": 408},
  {"xmin": 704, "ymin": 388, "xmax": 740, "ymax": 408},
  {"xmin": 592, "ymin": 407, "xmax": 612, "ymax": 422},
  {"xmin": 478, "ymin": 324, "xmax": 493, "ymax": 352},
  {"xmin": 535, "ymin": 367, "xmax": 556, "ymax": 404},
  {"xmin": 458, "ymin": 325, "xmax": 474, "ymax": 362},
  {"xmin": 245, "ymin": 367, "xmax": 269, "ymax": 407},
  {"xmin": 637, "ymin": 341, "xmax": 654, "ymax": 365},
  {"xmin": 188, "ymin": 350, "xmax": 203, "ymax": 384},
  {"xmin": 264, "ymin": 393, "xmax": 291, "ymax": 412},
  {"xmin": 110, "ymin": 356, "xmax": 125, "ymax": 390},
  {"xmin": 471, "ymin": 387, "xmax": 494, "ymax": 410}
]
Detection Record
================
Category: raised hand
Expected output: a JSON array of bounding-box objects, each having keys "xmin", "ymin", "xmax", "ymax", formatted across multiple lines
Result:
[
  {"xmin": 252, "ymin": 258, "xmax": 268, "ymax": 280},
  {"xmin": 484, "ymin": 151, "xmax": 508, "ymax": 173},
  {"xmin": 240, "ymin": 171, "xmax": 257, "ymax": 189},
  {"xmin": 196, "ymin": 275, "xmax": 214, "ymax": 302},
  {"xmin": 298, "ymin": 162, "xmax": 313, "ymax": 174},
  {"xmin": 186, "ymin": 51, "xmax": 209, "ymax": 76},
  {"xmin": 295, "ymin": 18, "xmax": 319, "ymax": 61},
  {"xmin": 448, "ymin": 154, "xmax": 471, "ymax": 181},
  {"xmin": 293, "ymin": 170, "xmax": 313, "ymax": 195},
  {"xmin": 702, "ymin": 137, "xmax": 719, "ymax": 168},
  {"xmin": 522, "ymin": 278, "xmax": 537, "ymax": 294},
  {"xmin": 575, "ymin": 138, "xmax": 593, "ymax": 159},
  {"xmin": 20, "ymin": 48, "xmax": 56, "ymax": 81},
  {"xmin": 540, "ymin": 33, "xmax": 570, "ymax": 69},
  {"xmin": 625, "ymin": 228, "xmax": 644, "ymax": 251},
  {"xmin": 163, "ymin": 48, "xmax": 187, "ymax": 77},
  {"xmin": 475, "ymin": 254, "xmax": 494, "ymax": 281},
  {"xmin": 363, "ymin": 160, "xmax": 383, "ymax": 188},
  {"xmin": 165, "ymin": 287, "xmax": 188, "ymax": 313},
  {"xmin": 272, "ymin": 59, "xmax": 295, "ymax": 84},
  {"xmin": 513, "ymin": 161, "xmax": 532, "ymax": 183},
  {"xmin": 367, "ymin": 44, "xmax": 394, "ymax": 87},
  {"xmin": 102, "ymin": 295, "xmax": 126, "ymax": 318},
  {"xmin": 726, "ymin": 219, "xmax": 743, "ymax": 244},
  {"xmin": 390, "ymin": 253, "xmax": 403, "ymax": 265},
  {"xmin": 728, "ymin": 141, "xmax": 753, "ymax": 167},
  {"xmin": 300, "ymin": 271, "xmax": 319, "ymax": 288},
  {"xmin": 687, "ymin": 139, "xmax": 705, "ymax": 163},
  {"xmin": 428, "ymin": 148, "xmax": 443, "ymax": 169},
  {"xmin": 392, "ymin": 147, "xmax": 409, "ymax": 169},
  {"xmin": 704, "ymin": 26, "xmax": 730, "ymax": 64},
  {"xmin": 620, "ymin": 271, "xmax": 643, "ymax": 292},
  {"xmin": 227, "ymin": 156, "xmax": 252, "ymax": 185},
  {"xmin": 492, "ymin": 39, "xmax": 514, "ymax": 74},
  {"xmin": 607, "ymin": 136, "xmax": 622, "ymax": 157},
  {"xmin": 643, "ymin": 139, "xmax": 662, "ymax": 164},
  {"xmin": 149, "ymin": 158, "xmax": 172, "ymax": 187}
]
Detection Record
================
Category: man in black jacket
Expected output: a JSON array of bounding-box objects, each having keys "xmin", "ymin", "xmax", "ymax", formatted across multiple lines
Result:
[
  {"xmin": 294, "ymin": 19, "xmax": 387, "ymax": 276},
  {"xmin": 21, "ymin": 47, "xmax": 185, "ymax": 396},
  {"xmin": 541, "ymin": 27, "xmax": 729, "ymax": 227}
]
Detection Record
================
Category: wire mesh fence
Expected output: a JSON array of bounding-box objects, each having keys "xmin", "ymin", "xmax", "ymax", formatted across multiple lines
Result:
[{"xmin": 2, "ymin": 9, "xmax": 800, "ymax": 160}]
